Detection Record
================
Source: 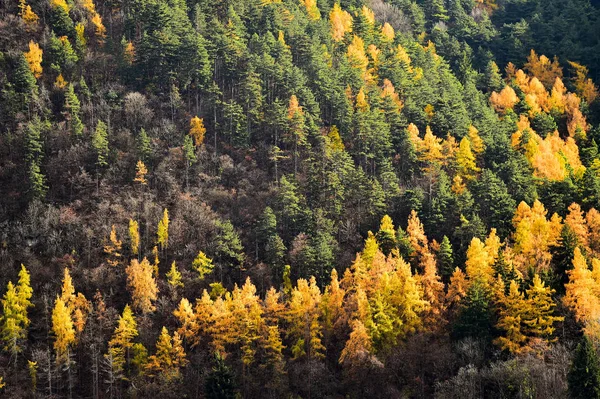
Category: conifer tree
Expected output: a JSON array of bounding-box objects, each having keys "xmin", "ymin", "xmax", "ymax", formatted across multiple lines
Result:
[
  {"xmin": 64, "ymin": 83, "xmax": 83, "ymax": 136},
  {"xmin": 92, "ymin": 120, "xmax": 109, "ymax": 169},
  {"xmin": 126, "ymin": 258, "xmax": 158, "ymax": 314},
  {"xmin": 157, "ymin": 208, "xmax": 169, "ymax": 252},
  {"xmin": 192, "ymin": 251, "xmax": 214, "ymax": 280},
  {"xmin": 129, "ymin": 219, "xmax": 140, "ymax": 257},
  {"xmin": 569, "ymin": 336, "xmax": 600, "ymax": 399},
  {"xmin": 52, "ymin": 296, "xmax": 75, "ymax": 363},
  {"xmin": 1, "ymin": 282, "xmax": 28, "ymax": 357},
  {"xmin": 108, "ymin": 305, "xmax": 138, "ymax": 376}
]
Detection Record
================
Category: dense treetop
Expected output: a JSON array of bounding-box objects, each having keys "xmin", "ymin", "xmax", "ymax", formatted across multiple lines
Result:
[{"xmin": 0, "ymin": 0, "xmax": 600, "ymax": 397}]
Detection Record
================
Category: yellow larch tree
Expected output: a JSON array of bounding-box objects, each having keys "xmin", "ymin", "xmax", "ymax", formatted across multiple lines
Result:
[
  {"xmin": 19, "ymin": 0, "xmax": 39, "ymax": 26},
  {"xmin": 512, "ymin": 200, "xmax": 562, "ymax": 272},
  {"xmin": 24, "ymin": 41, "xmax": 42, "ymax": 79},
  {"xmin": 299, "ymin": 0, "xmax": 320, "ymax": 20},
  {"xmin": 157, "ymin": 208, "xmax": 169, "ymax": 251},
  {"xmin": 126, "ymin": 258, "xmax": 158, "ymax": 314},
  {"xmin": 406, "ymin": 210, "xmax": 428, "ymax": 261},
  {"xmin": 189, "ymin": 116, "xmax": 206, "ymax": 147},
  {"xmin": 565, "ymin": 203, "xmax": 590, "ymax": 251},
  {"xmin": 104, "ymin": 225, "xmax": 122, "ymax": 267},
  {"xmin": 134, "ymin": 160, "xmax": 148, "ymax": 185},
  {"xmin": 381, "ymin": 22, "xmax": 395, "ymax": 42},
  {"xmin": 524, "ymin": 50, "xmax": 563, "ymax": 89},
  {"xmin": 129, "ymin": 219, "xmax": 140, "ymax": 256},
  {"xmin": 490, "ymin": 85, "xmax": 519, "ymax": 114},
  {"xmin": 456, "ymin": 137, "xmax": 480, "ymax": 180},
  {"xmin": 494, "ymin": 280, "xmax": 528, "ymax": 353},
  {"xmin": 107, "ymin": 304, "xmax": 139, "ymax": 375},
  {"xmin": 347, "ymin": 35, "xmax": 369, "ymax": 81},
  {"xmin": 587, "ymin": 208, "xmax": 600, "ymax": 257},
  {"xmin": 569, "ymin": 61, "xmax": 598, "ymax": 104},
  {"xmin": 52, "ymin": 296, "xmax": 75, "ymax": 363},
  {"xmin": 174, "ymin": 298, "xmax": 198, "ymax": 346},
  {"xmin": 145, "ymin": 327, "xmax": 188, "ymax": 381},
  {"xmin": 564, "ymin": 248, "xmax": 600, "ymax": 338},
  {"xmin": 329, "ymin": 3, "xmax": 353, "ymax": 42}
]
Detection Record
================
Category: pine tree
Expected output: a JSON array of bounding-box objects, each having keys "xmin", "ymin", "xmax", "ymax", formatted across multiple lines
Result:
[
  {"xmin": 569, "ymin": 336, "xmax": 600, "ymax": 399},
  {"xmin": 92, "ymin": 120, "xmax": 109, "ymax": 168},
  {"xmin": 64, "ymin": 83, "xmax": 83, "ymax": 136},
  {"xmin": 437, "ymin": 236, "xmax": 454, "ymax": 281},
  {"xmin": 205, "ymin": 352, "xmax": 236, "ymax": 399},
  {"xmin": 376, "ymin": 215, "xmax": 397, "ymax": 256}
]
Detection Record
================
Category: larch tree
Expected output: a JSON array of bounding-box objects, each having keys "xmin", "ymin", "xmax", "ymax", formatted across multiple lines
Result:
[
  {"xmin": 126, "ymin": 258, "xmax": 158, "ymax": 314},
  {"xmin": 329, "ymin": 3, "xmax": 352, "ymax": 42},
  {"xmin": 192, "ymin": 251, "xmax": 214, "ymax": 280},
  {"xmin": 157, "ymin": 208, "xmax": 169, "ymax": 252},
  {"xmin": 1, "ymin": 282, "xmax": 28, "ymax": 358},
  {"xmin": 104, "ymin": 225, "xmax": 122, "ymax": 267},
  {"xmin": 107, "ymin": 304, "xmax": 139, "ymax": 377},
  {"xmin": 145, "ymin": 327, "xmax": 188, "ymax": 381},
  {"xmin": 129, "ymin": 219, "xmax": 140, "ymax": 257},
  {"xmin": 189, "ymin": 116, "xmax": 206, "ymax": 147},
  {"xmin": 52, "ymin": 296, "xmax": 75, "ymax": 363},
  {"xmin": 564, "ymin": 248, "xmax": 600, "ymax": 338}
]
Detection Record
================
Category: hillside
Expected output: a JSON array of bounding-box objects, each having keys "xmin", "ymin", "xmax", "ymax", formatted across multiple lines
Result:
[{"xmin": 1, "ymin": 0, "xmax": 600, "ymax": 397}]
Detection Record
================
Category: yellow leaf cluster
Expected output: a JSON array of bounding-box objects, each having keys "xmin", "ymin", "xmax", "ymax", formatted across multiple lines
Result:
[
  {"xmin": 24, "ymin": 41, "xmax": 42, "ymax": 79},
  {"xmin": 329, "ymin": 3, "xmax": 352, "ymax": 42}
]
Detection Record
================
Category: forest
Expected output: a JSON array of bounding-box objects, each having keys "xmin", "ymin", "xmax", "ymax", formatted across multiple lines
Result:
[{"xmin": 0, "ymin": 0, "xmax": 600, "ymax": 397}]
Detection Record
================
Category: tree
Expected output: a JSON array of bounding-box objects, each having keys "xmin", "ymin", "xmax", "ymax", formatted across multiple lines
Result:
[
  {"xmin": 134, "ymin": 160, "xmax": 148, "ymax": 185},
  {"xmin": 193, "ymin": 251, "xmax": 214, "ymax": 280},
  {"xmin": 205, "ymin": 352, "xmax": 236, "ymax": 399},
  {"xmin": 92, "ymin": 120, "xmax": 109, "ymax": 169},
  {"xmin": 339, "ymin": 319, "xmax": 374, "ymax": 371},
  {"xmin": 52, "ymin": 296, "xmax": 75, "ymax": 363},
  {"xmin": 167, "ymin": 262, "xmax": 183, "ymax": 289},
  {"xmin": 329, "ymin": 3, "xmax": 353, "ymax": 42},
  {"xmin": 1, "ymin": 282, "xmax": 28, "ymax": 357},
  {"xmin": 437, "ymin": 236, "xmax": 454, "ymax": 281},
  {"xmin": 568, "ymin": 336, "xmax": 600, "ymax": 399},
  {"xmin": 189, "ymin": 116, "xmax": 206, "ymax": 147},
  {"xmin": 129, "ymin": 219, "xmax": 140, "ymax": 256},
  {"xmin": 564, "ymin": 248, "xmax": 600, "ymax": 337},
  {"xmin": 24, "ymin": 41, "xmax": 42, "ymax": 78},
  {"xmin": 63, "ymin": 83, "xmax": 83, "ymax": 136},
  {"xmin": 107, "ymin": 305, "xmax": 138, "ymax": 377},
  {"xmin": 145, "ymin": 327, "xmax": 188, "ymax": 381},
  {"xmin": 126, "ymin": 258, "xmax": 158, "ymax": 314},
  {"xmin": 104, "ymin": 225, "xmax": 122, "ymax": 267},
  {"xmin": 452, "ymin": 280, "xmax": 493, "ymax": 342},
  {"xmin": 376, "ymin": 215, "xmax": 397, "ymax": 256},
  {"xmin": 285, "ymin": 95, "xmax": 307, "ymax": 176},
  {"xmin": 456, "ymin": 137, "xmax": 479, "ymax": 180},
  {"xmin": 157, "ymin": 208, "xmax": 169, "ymax": 252}
]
